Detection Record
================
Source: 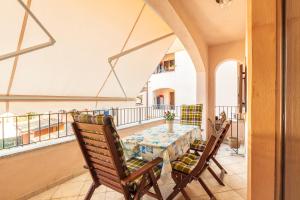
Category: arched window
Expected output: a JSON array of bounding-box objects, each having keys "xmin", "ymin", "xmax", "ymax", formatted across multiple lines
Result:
[{"xmin": 215, "ymin": 60, "xmax": 238, "ymax": 106}]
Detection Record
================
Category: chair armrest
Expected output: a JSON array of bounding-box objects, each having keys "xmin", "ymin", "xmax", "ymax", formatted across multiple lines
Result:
[{"xmin": 121, "ymin": 157, "xmax": 163, "ymax": 185}]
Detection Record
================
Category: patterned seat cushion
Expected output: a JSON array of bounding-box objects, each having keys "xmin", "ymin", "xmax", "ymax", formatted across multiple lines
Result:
[
  {"xmin": 73, "ymin": 114, "xmax": 130, "ymax": 176},
  {"xmin": 126, "ymin": 157, "xmax": 162, "ymax": 192},
  {"xmin": 181, "ymin": 104, "xmax": 203, "ymax": 152},
  {"xmin": 190, "ymin": 139, "xmax": 206, "ymax": 151},
  {"xmin": 73, "ymin": 113, "xmax": 106, "ymax": 125},
  {"xmin": 180, "ymin": 104, "xmax": 203, "ymax": 127},
  {"xmin": 171, "ymin": 153, "xmax": 199, "ymax": 174}
]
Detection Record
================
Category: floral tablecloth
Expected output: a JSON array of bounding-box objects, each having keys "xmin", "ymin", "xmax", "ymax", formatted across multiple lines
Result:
[{"xmin": 122, "ymin": 124, "xmax": 200, "ymax": 175}]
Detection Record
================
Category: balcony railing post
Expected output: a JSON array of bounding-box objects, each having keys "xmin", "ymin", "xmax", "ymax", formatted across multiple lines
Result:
[
  {"xmin": 38, "ymin": 115, "xmax": 41, "ymax": 142},
  {"xmin": 237, "ymin": 113, "xmax": 239, "ymax": 154},
  {"xmin": 65, "ymin": 113, "xmax": 68, "ymax": 135},
  {"xmin": 2, "ymin": 118, "xmax": 4, "ymax": 149},
  {"xmin": 48, "ymin": 113, "xmax": 51, "ymax": 140},
  {"xmin": 57, "ymin": 113, "xmax": 60, "ymax": 138},
  {"xmin": 116, "ymin": 108, "xmax": 119, "ymax": 126},
  {"xmin": 16, "ymin": 116, "xmax": 18, "ymax": 146},
  {"xmin": 139, "ymin": 107, "xmax": 142, "ymax": 124},
  {"xmin": 28, "ymin": 115, "xmax": 30, "ymax": 145}
]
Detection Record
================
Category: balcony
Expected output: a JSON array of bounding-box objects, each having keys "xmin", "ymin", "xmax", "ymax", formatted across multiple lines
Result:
[{"xmin": 0, "ymin": 105, "xmax": 245, "ymax": 200}]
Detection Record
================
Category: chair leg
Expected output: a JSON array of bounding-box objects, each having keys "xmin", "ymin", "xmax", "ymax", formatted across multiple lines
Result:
[
  {"xmin": 134, "ymin": 174, "xmax": 147, "ymax": 200},
  {"xmin": 181, "ymin": 188, "xmax": 191, "ymax": 200},
  {"xmin": 123, "ymin": 186, "xmax": 132, "ymax": 200},
  {"xmin": 212, "ymin": 157, "xmax": 227, "ymax": 174},
  {"xmin": 171, "ymin": 173, "xmax": 191, "ymax": 200},
  {"xmin": 208, "ymin": 166, "xmax": 225, "ymax": 186},
  {"xmin": 149, "ymin": 171, "xmax": 163, "ymax": 200},
  {"xmin": 166, "ymin": 188, "xmax": 182, "ymax": 200},
  {"xmin": 84, "ymin": 182, "xmax": 97, "ymax": 200},
  {"xmin": 198, "ymin": 177, "xmax": 216, "ymax": 200}
]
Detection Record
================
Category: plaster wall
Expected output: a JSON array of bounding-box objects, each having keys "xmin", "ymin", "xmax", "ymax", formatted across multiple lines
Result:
[
  {"xmin": 247, "ymin": 0, "xmax": 277, "ymax": 199},
  {"xmin": 208, "ymin": 40, "xmax": 245, "ymax": 120},
  {"xmin": 0, "ymin": 120, "xmax": 164, "ymax": 200}
]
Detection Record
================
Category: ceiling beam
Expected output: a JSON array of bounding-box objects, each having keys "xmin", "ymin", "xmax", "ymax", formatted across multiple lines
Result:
[{"xmin": 0, "ymin": 95, "xmax": 135, "ymax": 102}]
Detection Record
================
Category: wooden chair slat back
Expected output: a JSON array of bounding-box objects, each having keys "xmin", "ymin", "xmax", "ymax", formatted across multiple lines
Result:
[
  {"xmin": 191, "ymin": 131, "xmax": 221, "ymax": 177},
  {"xmin": 210, "ymin": 120, "xmax": 231, "ymax": 158},
  {"xmin": 72, "ymin": 117, "xmax": 128, "ymax": 190}
]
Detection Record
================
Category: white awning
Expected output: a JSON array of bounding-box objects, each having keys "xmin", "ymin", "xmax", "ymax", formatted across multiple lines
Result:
[{"xmin": 0, "ymin": 0, "xmax": 175, "ymax": 113}]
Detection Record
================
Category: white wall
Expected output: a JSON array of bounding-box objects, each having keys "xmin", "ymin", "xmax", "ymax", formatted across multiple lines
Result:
[
  {"xmin": 147, "ymin": 50, "xmax": 197, "ymax": 106},
  {"xmin": 215, "ymin": 60, "xmax": 238, "ymax": 106}
]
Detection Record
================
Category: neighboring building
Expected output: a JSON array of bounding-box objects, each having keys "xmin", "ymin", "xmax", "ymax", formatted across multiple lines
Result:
[{"xmin": 138, "ymin": 41, "xmax": 197, "ymax": 108}]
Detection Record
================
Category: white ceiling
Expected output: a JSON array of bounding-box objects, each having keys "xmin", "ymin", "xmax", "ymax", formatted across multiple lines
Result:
[{"xmin": 170, "ymin": 0, "xmax": 246, "ymax": 45}]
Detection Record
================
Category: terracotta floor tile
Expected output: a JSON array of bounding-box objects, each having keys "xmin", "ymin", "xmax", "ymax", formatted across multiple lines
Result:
[
  {"xmin": 235, "ymin": 188, "xmax": 247, "ymax": 199},
  {"xmin": 68, "ymin": 174, "xmax": 89, "ymax": 183},
  {"xmin": 215, "ymin": 190, "xmax": 244, "ymax": 200},
  {"xmin": 105, "ymin": 191, "xmax": 124, "ymax": 200},
  {"xmin": 30, "ymin": 144, "xmax": 248, "ymax": 200},
  {"xmin": 90, "ymin": 192, "xmax": 106, "ymax": 200},
  {"xmin": 223, "ymin": 174, "xmax": 247, "ymax": 190},
  {"xmin": 28, "ymin": 186, "xmax": 59, "ymax": 200},
  {"xmin": 52, "ymin": 181, "xmax": 84, "ymax": 199}
]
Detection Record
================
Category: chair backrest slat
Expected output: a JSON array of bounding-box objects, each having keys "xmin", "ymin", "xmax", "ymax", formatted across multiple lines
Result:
[
  {"xmin": 89, "ymin": 157, "xmax": 115, "ymax": 169},
  {"xmin": 80, "ymin": 131, "xmax": 106, "ymax": 141},
  {"xmin": 76, "ymin": 122, "xmax": 105, "ymax": 132},
  {"xmin": 96, "ymin": 170, "xmax": 121, "ymax": 182},
  {"xmin": 82, "ymin": 137, "xmax": 107, "ymax": 148}
]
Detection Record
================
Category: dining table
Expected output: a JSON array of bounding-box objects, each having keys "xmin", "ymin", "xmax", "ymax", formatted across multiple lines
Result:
[{"xmin": 121, "ymin": 123, "xmax": 201, "ymax": 176}]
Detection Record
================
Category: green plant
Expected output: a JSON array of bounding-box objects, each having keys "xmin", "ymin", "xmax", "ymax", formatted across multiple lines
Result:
[
  {"xmin": 17, "ymin": 112, "xmax": 38, "ymax": 122},
  {"xmin": 164, "ymin": 111, "xmax": 175, "ymax": 121}
]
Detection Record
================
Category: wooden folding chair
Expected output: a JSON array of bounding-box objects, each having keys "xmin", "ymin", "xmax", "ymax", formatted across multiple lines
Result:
[
  {"xmin": 72, "ymin": 114, "xmax": 163, "ymax": 200},
  {"xmin": 190, "ymin": 120, "xmax": 231, "ymax": 186},
  {"xmin": 166, "ymin": 128, "xmax": 223, "ymax": 200}
]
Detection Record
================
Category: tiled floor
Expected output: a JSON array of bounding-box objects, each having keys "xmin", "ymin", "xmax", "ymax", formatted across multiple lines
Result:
[{"xmin": 29, "ymin": 144, "xmax": 247, "ymax": 200}]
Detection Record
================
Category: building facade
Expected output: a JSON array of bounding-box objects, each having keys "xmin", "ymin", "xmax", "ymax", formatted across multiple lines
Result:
[{"xmin": 138, "ymin": 50, "xmax": 197, "ymax": 108}]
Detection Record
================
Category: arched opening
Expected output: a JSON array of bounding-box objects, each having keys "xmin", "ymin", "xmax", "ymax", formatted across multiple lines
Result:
[
  {"xmin": 152, "ymin": 88, "xmax": 175, "ymax": 109},
  {"xmin": 215, "ymin": 59, "xmax": 246, "ymax": 155},
  {"xmin": 215, "ymin": 60, "xmax": 239, "ymax": 107}
]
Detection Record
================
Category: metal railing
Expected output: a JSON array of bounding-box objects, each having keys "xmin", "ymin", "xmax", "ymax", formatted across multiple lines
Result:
[
  {"xmin": 0, "ymin": 105, "xmax": 245, "ymax": 154},
  {"xmin": 215, "ymin": 106, "xmax": 245, "ymax": 155},
  {"xmin": 0, "ymin": 105, "xmax": 179, "ymax": 150}
]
